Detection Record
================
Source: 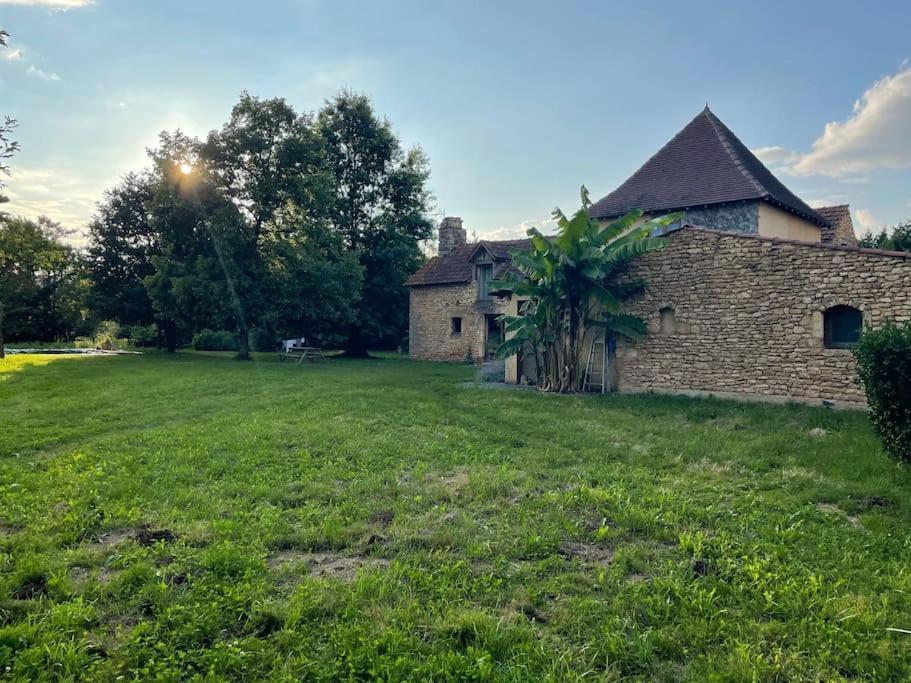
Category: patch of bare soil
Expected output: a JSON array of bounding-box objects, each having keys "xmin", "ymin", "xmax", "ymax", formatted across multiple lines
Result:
[
  {"xmin": 133, "ymin": 528, "xmax": 177, "ymax": 546},
  {"xmin": 267, "ymin": 549, "xmax": 389, "ymax": 582},
  {"xmin": 83, "ymin": 526, "xmax": 178, "ymax": 551},
  {"xmin": 369, "ymin": 510, "xmax": 395, "ymax": 527},
  {"xmin": 809, "ymin": 427, "xmax": 827, "ymax": 438},
  {"xmin": 307, "ymin": 552, "xmax": 390, "ymax": 582},
  {"xmin": 861, "ymin": 495, "xmax": 894, "ymax": 510},
  {"xmin": 436, "ymin": 470, "xmax": 470, "ymax": 492},
  {"xmin": 558, "ymin": 542, "xmax": 614, "ymax": 564},
  {"xmin": 69, "ymin": 565, "xmax": 119, "ymax": 587},
  {"xmin": 817, "ymin": 503, "xmax": 860, "ymax": 527},
  {"xmin": 13, "ymin": 575, "xmax": 48, "ymax": 600}
]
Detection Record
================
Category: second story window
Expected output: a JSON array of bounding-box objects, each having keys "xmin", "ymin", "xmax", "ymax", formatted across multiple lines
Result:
[{"xmin": 477, "ymin": 263, "xmax": 493, "ymax": 300}]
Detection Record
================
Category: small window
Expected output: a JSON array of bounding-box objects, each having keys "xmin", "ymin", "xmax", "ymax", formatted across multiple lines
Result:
[
  {"xmin": 659, "ymin": 307, "xmax": 677, "ymax": 335},
  {"xmin": 451, "ymin": 317, "xmax": 462, "ymax": 336},
  {"xmin": 824, "ymin": 305, "xmax": 862, "ymax": 349},
  {"xmin": 477, "ymin": 264, "xmax": 493, "ymax": 300}
]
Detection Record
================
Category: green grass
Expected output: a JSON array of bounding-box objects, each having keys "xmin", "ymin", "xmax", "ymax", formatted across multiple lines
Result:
[{"xmin": 1, "ymin": 352, "xmax": 910, "ymax": 681}]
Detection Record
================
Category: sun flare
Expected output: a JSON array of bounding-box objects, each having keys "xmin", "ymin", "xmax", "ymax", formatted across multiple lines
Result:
[{"xmin": 179, "ymin": 162, "xmax": 193, "ymax": 175}]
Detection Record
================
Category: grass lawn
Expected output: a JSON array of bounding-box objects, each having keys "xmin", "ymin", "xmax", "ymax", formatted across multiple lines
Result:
[{"xmin": 1, "ymin": 352, "xmax": 910, "ymax": 681}]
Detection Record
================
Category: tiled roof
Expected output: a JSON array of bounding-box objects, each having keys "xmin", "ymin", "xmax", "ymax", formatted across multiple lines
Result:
[
  {"xmin": 589, "ymin": 107, "xmax": 829, "ymax": 227},
  {"xmin": 405, "ymin": 239, "xmax": 532, "ymax": 286},
  {"xmin": 814, "ymin": 204, "xmax": 858, "ymax": 246}
]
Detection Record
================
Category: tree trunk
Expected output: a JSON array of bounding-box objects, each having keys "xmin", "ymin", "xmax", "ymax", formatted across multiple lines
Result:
[
  {"xmin": 0, "ymin": 302, "xmax": 5, "ymax": 360},
  {"xmin": 164, "ymin": 319, "xmax": 178, "ymax": 353},
  {"xmin": 237, "ymin": 326, "xmax": 251, "ymax": 361}
]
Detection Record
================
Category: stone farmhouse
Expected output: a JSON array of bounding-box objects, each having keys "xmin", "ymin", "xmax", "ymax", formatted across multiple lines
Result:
[{"xmin": 406, "ymin": 107, "xmax": 911, "ymax": 406}]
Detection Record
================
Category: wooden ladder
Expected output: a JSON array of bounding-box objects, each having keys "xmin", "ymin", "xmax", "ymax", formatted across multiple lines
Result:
[{"xmin": 582, "ymin": 335, "xmax": 610, "ymax": 394}]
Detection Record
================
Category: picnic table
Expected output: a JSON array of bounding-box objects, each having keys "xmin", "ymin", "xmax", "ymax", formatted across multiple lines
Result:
[{"xmin": 279, "ymin": 345, "xmax": 327, "ymax": 364}]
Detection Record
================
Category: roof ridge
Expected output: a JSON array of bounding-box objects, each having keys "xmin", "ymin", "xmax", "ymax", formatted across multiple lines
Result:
[{"xmin": 702, "ymin": 109, "xmax": 767, "ymax": 198}]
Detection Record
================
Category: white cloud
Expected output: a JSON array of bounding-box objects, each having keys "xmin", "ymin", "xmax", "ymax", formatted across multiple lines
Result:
[
  {"xmin": 2, "ymin": 43, "xmax": 62, "ymax": 81},
  {"xmin": 754, "ymin": 65, "xmax": 911, "ymax": 178},
  {"xmin": 3, "ymin": 166, "xmax": 108, "ymax": 246},
  {"xmin": 26, "ymin": 64, "xmax": 60, "ymax": 81},
  {"xmin": 479, "ymin": 217, "xmax": 558, "ymax": 241},
  {"xmin": 854, "ymin": 208, "xmax": 881, "ymax": 235},
  {"xmin": 0, "ymin": 0, "xmax": 94, "ymax": 7}
]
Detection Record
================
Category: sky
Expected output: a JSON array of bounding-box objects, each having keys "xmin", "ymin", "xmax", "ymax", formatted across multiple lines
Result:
[{"xmin": 1, "ymin": 0, "xmax": 910, "ymax": 247}]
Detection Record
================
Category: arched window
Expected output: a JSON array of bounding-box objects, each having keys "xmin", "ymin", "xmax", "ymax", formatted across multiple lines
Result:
[
  {"xmin": 823, "ymin": 305, "xmax": 862, "ymax": 349},
  {"xmin": 659, "ymin": 307, "xmax": 677, "ymax": 335}
]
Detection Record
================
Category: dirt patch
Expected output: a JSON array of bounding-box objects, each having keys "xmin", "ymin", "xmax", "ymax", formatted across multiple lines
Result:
[
  {"xmin": 558, "ymin": 542, "xmax": 614, "ymax": 564},
  {"xmin": 369, "ymin": 510, "xmax": 395, "ymax": 527},
  {"xmin": 861, "ymin": 495, "xmax": 894, "ymax": 510},
  {"xmin": 437, "ymin": 470, "xmax": 470, "ymax": 492},
  {"xmin": 69, "ymin": 565, "xmax": 118, "ymax": 587},
  {"xmin": 307, "ymin": 552, "xmax": 390, "ymax": 582},
  {"xmin": 83, "ymin": 529, "xmax": 135, "ymax": 551},
  {"xmin": 626, "ymin": 573, "xmax": 649, "ymax": 584},
  {"xmin": 817, "ymin": 503, "xmax": 860, "ymax": 527},
  {"xmin": 267, "ymin": 549, "xmax": 311, "ymax": 569},
  {"xmin": 13, "ymin": 575, "xmax": 48, "ymax": 600},
  {"xmin": 809, "ymin": 427, "xmax": 827, "ymax": 438},
  {"xmin": 0, "ymin": 522, "xmax": 23, "ymax": 536},
  {"xmin": 133, "ymin": 529, "xmax": 178, "ymax": 546}
]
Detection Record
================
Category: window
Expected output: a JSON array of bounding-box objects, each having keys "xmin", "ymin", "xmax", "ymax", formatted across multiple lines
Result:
[
  {"xmin": 450, "ymin": 317, "xmax": 462, "ymax": 336},
  {"xmin": 477, "ymin": 264, "xmax": 493, "ymax": 300},
  {"xmin": 824, "ymin": 305, "xmax": 862, "ymax": 349},
  {"xmin": 659, "ymin": 307, "xmax": 677, "ymax": 335}
]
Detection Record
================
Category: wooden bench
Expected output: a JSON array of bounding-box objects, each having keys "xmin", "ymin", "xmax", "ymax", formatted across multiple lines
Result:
[{"xmin": 279, "ymin": 346, "xmax": 327, "ymax": 364}]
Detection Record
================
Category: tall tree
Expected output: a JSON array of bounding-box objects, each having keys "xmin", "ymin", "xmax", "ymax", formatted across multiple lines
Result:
[
  {"xmin": 87, "ymin": 171, "xmax": 158, "ymax": 327},
  {"xmin": 317, "ymin": 91, "xmax": 433, "ymax": 356},
  {"xmin": 199, "ymin": 93, "xmax": 331, "ymax": 359},
  {"xmin": 0, "ymin": 216, "xmax": 90, "ymax": 356}
]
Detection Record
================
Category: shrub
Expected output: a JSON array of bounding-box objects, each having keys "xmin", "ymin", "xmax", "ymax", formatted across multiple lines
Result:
[
  {"xmin": 126, "ymin": 324, "xmax": 159, "ymax": 348},
  {"xmin": 192, "ymin": 329, "xmax": 238, "ymax": 352},
  {"xmin": 93, "ymin": 321, "xmax": 128, "ymax": 350},
  {"xmin": 853, "ymin": 321, "xmax": 911, "ymax": 463}
]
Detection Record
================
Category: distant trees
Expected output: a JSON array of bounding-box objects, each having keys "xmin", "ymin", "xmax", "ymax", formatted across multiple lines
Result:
[
  {"xmin": 859, "ymin": 219, "xmax": 911, "ymax": 253},
  {"xmin": 0, "ymin": 216, "xmax": 91, "ymax": 357},
  {"xmin": 85, "ymin": 91, "xmax": 424, "ymax": 357}
]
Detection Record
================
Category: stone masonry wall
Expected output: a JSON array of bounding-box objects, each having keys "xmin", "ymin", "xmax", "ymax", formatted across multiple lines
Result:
[
  {"xmin": 616, "ymin": 228, "xmax": 911, "ymax": 404},
  {"xmin": 409, "ymin": 284, "xmax": 509, "ymax": 362},
  {"xmin": 683, "ymin": 200, "xmax": 759, "ymax": 234}
]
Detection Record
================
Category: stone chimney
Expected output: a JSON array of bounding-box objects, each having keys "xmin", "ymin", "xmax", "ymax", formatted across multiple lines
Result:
[{"xmin": 438, "ymin": 216, "xmax": 466, "ymax": 257}]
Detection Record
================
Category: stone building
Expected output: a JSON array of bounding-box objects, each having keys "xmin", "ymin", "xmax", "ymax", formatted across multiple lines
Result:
[{"xmin": 406, "ymin": 108, "xmax": 911, "ymax": 405}]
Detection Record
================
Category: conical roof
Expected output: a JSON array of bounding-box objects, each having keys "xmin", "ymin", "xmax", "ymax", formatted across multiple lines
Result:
[{"xmin": 589, "ymin": 107, "xmax": 827, "ymax": 227}]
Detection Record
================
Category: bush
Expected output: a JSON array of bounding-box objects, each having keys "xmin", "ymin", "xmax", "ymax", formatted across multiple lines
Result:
[
  {"xmin": 853, "ymin": 321, "xmax": 911, "ymax": 463},
  {"xmin": 126, "ymin": 324, "xmax": 159, "ymax": 348},
  {"xmin": 94, "ymin": 321, "xmax": 128, "ymax": 350},
  {"xmin": 192, "ymin": 329, "xmax": 238, "ymax": 352}
]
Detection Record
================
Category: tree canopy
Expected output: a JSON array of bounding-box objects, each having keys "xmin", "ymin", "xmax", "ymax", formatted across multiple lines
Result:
[{"xmin": 82, "ymin": 90, "xmax": 428, "ymax": 357}]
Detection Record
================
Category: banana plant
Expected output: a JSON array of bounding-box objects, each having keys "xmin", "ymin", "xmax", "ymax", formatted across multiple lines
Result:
[{"xmin": 491, "ymin": 186, "xmax": 680, "ymax": 392}]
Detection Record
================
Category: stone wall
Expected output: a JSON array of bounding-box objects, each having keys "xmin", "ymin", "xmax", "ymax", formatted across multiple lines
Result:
[
  {"xmin": 409, "ymin": 284, "xmax": 509, "ymax": 362},
  {"xmin": 616, "ymin": 227, "xmax": 911, "ymax": 405},
  {"xmin": 684, "ymin": 200, "xmax": 759, "ymax": 234}
]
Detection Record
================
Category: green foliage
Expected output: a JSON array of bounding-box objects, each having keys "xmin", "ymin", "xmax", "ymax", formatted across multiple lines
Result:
[
  {"xmin": 318, "ymin": 91, "xmax": 433, "ymax": 355},
  {"xmin": 1, "ymin": 353, "xmax": 910, "ymax": 679},
  {"xmin": 492, "ymin": 187, "xmax": 678, "ymax": 392},
  {"xmin": 87, "ymin": 91, "xmax": 411, "ymax": 359},
  {"xmin": 0, "ymin": 215, "xmax": 92, "ymax": 349},
  {"xmin": 858, "ymin": 219, "xmax": 911, "ymax": 252},
  {"xmin": 92, "ymin": 320, "xmax": 127, "ymax": 350},
  {"xmin": 191, "ymin": 329, "xmax": 239, "ymax": 351},
  {"xmin": 125, "ymin": 323, "xmax": 159, "ymax": 347},
  {"xmin": 853, "ymin": 321, "xmax": 911, "ymax": 463}
]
